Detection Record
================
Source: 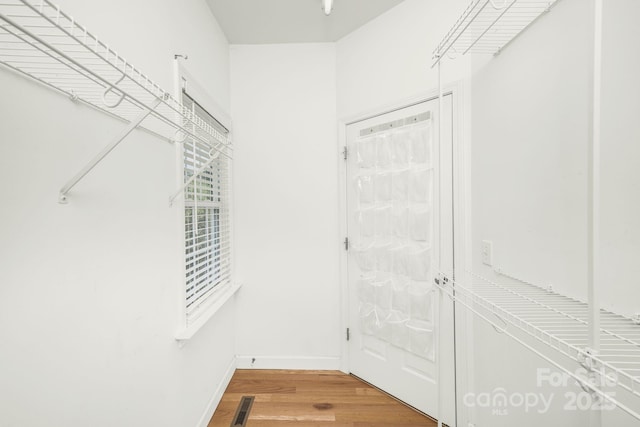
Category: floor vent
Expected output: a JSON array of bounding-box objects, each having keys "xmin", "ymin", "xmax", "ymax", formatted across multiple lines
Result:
[{"xmin": 230, "ymin": 396, "xmax": 255, "ymax": 427}]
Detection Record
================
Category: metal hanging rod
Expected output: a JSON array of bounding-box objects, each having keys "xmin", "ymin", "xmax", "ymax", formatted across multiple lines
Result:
[
  {"xmin": 432, "ymin": 0, "xmax": 563, "ymax": 66},
  {"xmin": 0, "ymin": 0, "xmax": 233, "ymax": 202}
]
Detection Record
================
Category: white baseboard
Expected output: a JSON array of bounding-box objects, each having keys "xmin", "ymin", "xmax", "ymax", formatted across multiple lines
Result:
[
  {"xmin": 196, "ymin": 356, "xmax": 237, "ymax": 427},
  {"xmin": 236, "ymin": 355, "xmax": 341, "ymax": 370}
]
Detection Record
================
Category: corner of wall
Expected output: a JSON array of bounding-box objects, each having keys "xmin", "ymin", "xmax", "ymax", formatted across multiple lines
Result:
[{"xmin": 196, "ymin": 356, "xmax": 237, "ymax": 427}]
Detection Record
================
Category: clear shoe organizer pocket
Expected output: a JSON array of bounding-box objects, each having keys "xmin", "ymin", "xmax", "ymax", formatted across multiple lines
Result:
[
  {"xmin": 353, "ymin": 121, "xmax": 434, "ymax": 360},
  {"xmin": 355, "ymin": 174, "xmax": 374, "ymax": 205},
  {"xmin": 407, "ymin": 319, "xmax": 435, "ymax": 361},
  {"xmin": 356, "ymin": 274, "xmax": 435, "ymax": 360}
]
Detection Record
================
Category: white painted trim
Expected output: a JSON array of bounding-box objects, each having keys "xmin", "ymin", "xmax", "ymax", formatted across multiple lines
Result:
[
  {"xmin": 450, "ymin": 77, "xmax": 475, "ymax": 427},
  {"xmin": 235, "ymin": 356, "xmax": 342, "ymax": 370},
  {"xmin": 173, "ymin": 59, "xmax": 236, "ymax": 342},
  {"xmin": 173, "ymin": 57, "xmax": 189, "ymax": 341},
  {"xmin": 228, "ymin": 135, "xmax": 237, "ymax": 325},
  {"xmin": 337, "ymin": 122, "xmax": 349, "ymax": 374},
  {"xmin": 175, "ymin": 282, "xmax": 242, "ymax": 341},
  {"xmin": 178, "ymin": 62, "xmax": 232, "ymax": 133},
  {"xmin": 195, "ymin": 356, "xmax": 237, "ymax": 427}
]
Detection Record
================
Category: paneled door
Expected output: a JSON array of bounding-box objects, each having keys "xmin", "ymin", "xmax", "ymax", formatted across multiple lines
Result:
[{"xmin": 345, "ymin": 95, "xmax": 455, "ymax": 424}]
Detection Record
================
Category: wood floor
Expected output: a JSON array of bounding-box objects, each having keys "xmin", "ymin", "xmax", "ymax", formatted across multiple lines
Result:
[{"xmin": 208, "ymin": 370, "xmax": 437, "ymax": 427}]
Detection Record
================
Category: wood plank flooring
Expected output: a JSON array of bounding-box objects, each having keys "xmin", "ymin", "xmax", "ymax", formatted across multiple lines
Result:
[{"xmin": 208, "ymin": 370, "xmax": 437, "ymax": 427}]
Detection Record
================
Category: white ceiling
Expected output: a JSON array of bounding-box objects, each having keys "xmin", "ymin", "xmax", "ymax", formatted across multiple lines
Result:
[{"xmin": 207, "ymin": 0, "xmax": 406, "ymax": 44}]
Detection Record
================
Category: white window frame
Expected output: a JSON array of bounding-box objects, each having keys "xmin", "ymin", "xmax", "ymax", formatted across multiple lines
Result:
[{"xmin": 173, "ymin": 62, "xmax": 238, "ymax": 341}]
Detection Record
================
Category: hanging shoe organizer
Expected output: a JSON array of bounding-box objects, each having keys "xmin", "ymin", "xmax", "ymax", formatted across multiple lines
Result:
[
  {"xmin": 352, "ymin": 111, "xmax": 436, "ymax": 361},
  {"xmin": 0, "ymin": 0, "xmax": 232, "ymax": 203}
]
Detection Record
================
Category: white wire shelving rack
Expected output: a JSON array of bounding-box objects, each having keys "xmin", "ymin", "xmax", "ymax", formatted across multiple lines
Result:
[
  {"xmin": 432, "ymin": 0, "xmax": 562, "ymax": 65},
  {"xmin": 436, "ymin": 270, "xmax": 640, "ymax": 421},
  {"xmin": 0, "ymin": 0, "xmax": 232, "ymax": 203}
]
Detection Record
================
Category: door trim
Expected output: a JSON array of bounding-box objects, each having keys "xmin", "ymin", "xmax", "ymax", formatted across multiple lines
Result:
[{"xmin": 336, "ymin": 83, "xmax": 470, "ymax": 426}]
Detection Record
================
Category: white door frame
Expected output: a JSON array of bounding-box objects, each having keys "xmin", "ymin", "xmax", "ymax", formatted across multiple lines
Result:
[{"xmin": 336, "ymin": 81, "xmax": 473, "ymax": 426}]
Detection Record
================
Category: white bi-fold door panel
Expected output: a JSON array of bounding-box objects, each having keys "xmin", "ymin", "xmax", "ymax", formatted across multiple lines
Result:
[{"xmin": 346, "ymin": 95, "xmax": 455, "ymax": 423}]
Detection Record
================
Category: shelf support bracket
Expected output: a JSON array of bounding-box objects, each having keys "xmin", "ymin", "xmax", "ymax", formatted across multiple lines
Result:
[
  {"xmin": 168, "ymin": 147, "xmax": 221, "ymax": 206},
  {"xmin": 58, "ymin": 97, "xmax": 163, "ymax": 204}
]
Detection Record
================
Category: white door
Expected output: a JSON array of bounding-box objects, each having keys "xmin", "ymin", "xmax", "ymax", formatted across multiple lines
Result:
[{"xmin": 345, "ymin": 95, "xmax": 455, "ymax": 423}]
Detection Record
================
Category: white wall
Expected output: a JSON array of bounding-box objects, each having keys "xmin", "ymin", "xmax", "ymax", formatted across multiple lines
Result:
[
  {"xmin": 469, "ymin": 0, "xmax": 591, "ymax": 425},
  {"xmin": 600, "ymin": 2, "xmax": 640, "ymax": 423},
  {"xmin": 0, "ymin": 1, "xmax": 235, "ymax": 426},
  {"xmin": 230, "ymin": 43, "xmax": 341, "ymax": 368},
  {"xmin": 336, "ymin": 0, "xmax": 469, "ymax": 120},
  {"xmin": 599, "ymin": 0, "xmax": 640, "ymax": 318},
  {"xmin": 228, "ymin": 0, "xmax": 471, "ymax": 373},
  {"xmin": 470, "ymin": 0, "xmax": 591, "ymax": 301},
  {"xmin": 226, "ymin": 0, "xmax": 472, "ymax": 383},
  {"xmin": 470, "ymin": 0, "xmax": 640, "ymax": 425}
]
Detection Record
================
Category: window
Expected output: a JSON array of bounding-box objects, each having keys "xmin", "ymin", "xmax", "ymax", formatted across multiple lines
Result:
[{"xmin": 181, "ymin": 90, "xmax": 232, "ymax": 325}]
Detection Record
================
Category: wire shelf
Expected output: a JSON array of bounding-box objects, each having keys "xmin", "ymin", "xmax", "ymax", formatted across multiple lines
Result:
[
  {"xmin": 432, "ymin": 0, "xmax": 561, "ymax": 65},
  {"xmin": 437, "ymin": 270, "xmax": 640, "ymax": 420},
  {"xmin": 0, "ymin": 0, "xmax": 231, "ymax": 156}
]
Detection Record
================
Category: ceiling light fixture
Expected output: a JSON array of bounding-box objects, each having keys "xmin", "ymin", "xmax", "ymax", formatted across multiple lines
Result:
[{"xmin": 322, "ymin": 0, "xmax": 334, "ymax": 15}]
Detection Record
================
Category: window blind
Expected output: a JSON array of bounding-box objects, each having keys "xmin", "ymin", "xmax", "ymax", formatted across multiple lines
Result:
[{"xmin": 182, "ymin": 91, "xmax": 232, "ymax": 324}]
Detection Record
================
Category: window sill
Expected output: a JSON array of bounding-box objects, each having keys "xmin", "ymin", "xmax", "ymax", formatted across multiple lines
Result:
[{"xmin": 175, "ymin": 282, "xmax": 242, "ymax": 341}]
